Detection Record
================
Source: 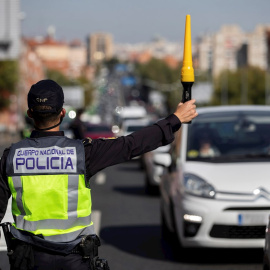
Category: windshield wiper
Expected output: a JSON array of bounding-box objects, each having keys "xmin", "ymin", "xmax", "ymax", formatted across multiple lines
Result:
[
  {"xmin": 187, "ymin": 152, "xmax": 270, "ymax": 163},
  {"xmin": 223, "ymin": 153, "xmax": 270, "ymax": 159}
]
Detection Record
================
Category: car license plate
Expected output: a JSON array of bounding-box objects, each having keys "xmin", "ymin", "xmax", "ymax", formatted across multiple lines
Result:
[{"xmin": 238, "ymin": 213, "xmax": 268, "ymax": 225}]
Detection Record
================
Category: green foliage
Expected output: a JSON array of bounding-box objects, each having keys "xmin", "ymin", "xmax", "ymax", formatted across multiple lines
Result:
[
  {"xmin": 0, "ymin": 60, "xmax": 19, "ymax": 110},
  {"xmin": 135, "ymin": 58, "xmax": 180, "ymax": 84},
  {"xmin": 211, "ymin": 67, "xmax": 267, "ymax": 105},
  {"xmin": 46, "ymin": 69, "xmax": 76, "ymax": 86},
  {"xmin": 135, "ymin": 58, "xmax": 182, "ymax": 111},
  {"xmin": 104, "ymin": 57, "xmax": 120, "ymax": 72},
  {"xmin": 77, "ymin": 76, "xmax": 95, "ymax": 107},
  {"xmin": 166, "ymin": 88, "xmax": 182, "ymax": 113}
]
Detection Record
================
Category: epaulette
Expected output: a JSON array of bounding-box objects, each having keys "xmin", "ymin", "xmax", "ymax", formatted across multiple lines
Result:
[
  {"xmin": 99, "ymin": 137, "xmax": 117, "ymax": 140},
  {"xmin": 82, "ymin": 137, "xmax": 93, "ymax": 145}
]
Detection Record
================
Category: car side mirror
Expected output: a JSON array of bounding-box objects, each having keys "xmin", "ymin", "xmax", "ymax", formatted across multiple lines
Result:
[{"xmin": 153, "ymin": 153, "xmax": 172, "ymax": 167}]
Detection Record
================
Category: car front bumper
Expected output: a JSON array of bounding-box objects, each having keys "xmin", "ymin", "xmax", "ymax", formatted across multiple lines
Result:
[{"xmin": 174, "ymin": 194, "xmax": 269, "ymax": 248}]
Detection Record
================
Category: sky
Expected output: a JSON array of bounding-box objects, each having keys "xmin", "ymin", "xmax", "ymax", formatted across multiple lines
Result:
[{"xmin": 21, "ymin": 0, "xmax": 270, "ymax": 44}]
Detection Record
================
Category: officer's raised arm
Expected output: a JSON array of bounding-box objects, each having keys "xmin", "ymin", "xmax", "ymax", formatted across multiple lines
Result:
[{"xmin": 85, "ymin": 99, "xmax": 198, "ymax": 176}]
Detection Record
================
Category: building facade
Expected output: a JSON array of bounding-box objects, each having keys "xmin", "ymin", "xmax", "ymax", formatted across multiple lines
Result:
[
  {"xmin": 197, "ymin": 24, "xmax": 270, "ymax": 77},
  {"xmin": 0, "ymin": 0, "xmax": 21, "ymax": 60},
  {"xmin": 248, "ymin": 25, "xmax": 270, "ymax": 70},
  {"xmin": 87, "ymin": 33, "xmax": 113, "ymax": 65}
]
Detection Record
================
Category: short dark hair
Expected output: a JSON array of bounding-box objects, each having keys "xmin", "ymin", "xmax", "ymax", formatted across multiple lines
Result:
[
  {"xmin": 31, "ymin": 105, "xmax": 61, "ymax": 126},
  {"xmin": 28, "ymin": 80, "xmax": 64, "ymax": 113}
]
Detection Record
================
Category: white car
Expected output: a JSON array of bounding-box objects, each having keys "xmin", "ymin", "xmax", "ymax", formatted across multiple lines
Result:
[
  {"xmin": 119, "ymin": 119, "xmax": 150, "ymax": 137},
  {"xmin": 159, "ymin": 105, "xmax": 270, "ymax": 250},
  {"xmin": 142, "ymin": 144, "xmax": 171, "ymax": 194},
  {"xmin": 0, "ymin": 199, "xmax": 12, "ymax": 270},
  {"xmin": 0, "ymin": 199, "xmax": 12, "ymax": 252},
  {"xmin": 264, "ymin": 216, "xmax": 270, "ymax": 269}
]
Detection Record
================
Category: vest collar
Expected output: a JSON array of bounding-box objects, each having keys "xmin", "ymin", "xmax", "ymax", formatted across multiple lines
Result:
[{"xmin": 30, "ymin": 130, "xmax": 65, "ymax": 138}]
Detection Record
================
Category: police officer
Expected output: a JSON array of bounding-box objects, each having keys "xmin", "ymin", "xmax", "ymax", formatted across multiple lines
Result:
[{"xmin": 0, "ymin": 79, "xmax": 198, "ymax": 270}]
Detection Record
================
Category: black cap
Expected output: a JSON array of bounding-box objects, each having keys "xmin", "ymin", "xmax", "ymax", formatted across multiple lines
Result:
[{"xmin": 28, "ymin": 79, "xmax": 64, "ymax": 113}]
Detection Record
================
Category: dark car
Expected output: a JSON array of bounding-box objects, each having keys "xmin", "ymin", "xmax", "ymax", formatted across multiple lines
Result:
[{"xmin": 84, "ymin": 123, "xmax": 114, "ymax": 139}]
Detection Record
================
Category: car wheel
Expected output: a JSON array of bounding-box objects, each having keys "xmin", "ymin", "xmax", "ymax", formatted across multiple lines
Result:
[
  {"xmin": 169, "ymin": 199, "xmax": 193, "ymax": 258},
  {"xmin": 145, "ymin": 176, "xmax": 159, "ymax": 195},
  {"xmin": 161, "ymin": 206, "xmax": 175, "ymax": 242},
  {"xmin": 161, "ymin": 202, "xmax": 191, "ymax": 261},
  {"xmin": 263, "ymin": 255, "xmax": 270, "ymax": 270}
]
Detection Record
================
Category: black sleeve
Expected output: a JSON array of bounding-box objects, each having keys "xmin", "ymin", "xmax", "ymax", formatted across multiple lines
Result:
[
  {"xmin": 0, "ymin": 148, "xmax": 11, "ymax": 223},
  {"xmin": 85, "ymin": 114, "xmax": 181, "ymax": 177}
]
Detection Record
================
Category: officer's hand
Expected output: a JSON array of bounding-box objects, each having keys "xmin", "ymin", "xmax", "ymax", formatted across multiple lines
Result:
[{"xmin": 174, "ymin": 99, "xmax": 198, "ymax": 123}]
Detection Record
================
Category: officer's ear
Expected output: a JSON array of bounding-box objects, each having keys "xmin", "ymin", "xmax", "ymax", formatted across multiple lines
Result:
[
  {"xmin": 27, "ymin": 109, "xmax": 33, "ymax": 119},
  {"xmin": 60, "ymin": 108, "xmax": 66, "ymax": 118}
]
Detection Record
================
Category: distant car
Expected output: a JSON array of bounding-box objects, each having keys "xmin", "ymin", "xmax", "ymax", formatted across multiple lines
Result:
[
  {"xmin": 142, "ymin": 144, "xmax": 171, "ymax": 194},
  {"xmin": 119, "ymin": 119, "xmax": 151, "ymax": 164},
  {"xmin": 60, "ymin": 115, "xmax": 74, "ymax": 139},
  {"xmin": 118, "ymin": 106, "xmax": 147, "ymax": 122},
  {"xmin": 84, "ymin": 123, "xmax": 114, "ymax": 139},
  {"xmin": 159, "ymin": 106, "xmax": 270, "ymax": 251},
  {"xmin": 120, "ymin": 119, "xmax": 151, "ymax": 136}
]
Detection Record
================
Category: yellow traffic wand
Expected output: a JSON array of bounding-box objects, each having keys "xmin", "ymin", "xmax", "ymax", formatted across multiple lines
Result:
[{"xmin": 181, "ymin": 14, "xmax": 194, "ymax": 123}]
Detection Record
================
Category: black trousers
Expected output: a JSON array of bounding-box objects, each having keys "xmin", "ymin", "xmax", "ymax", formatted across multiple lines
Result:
[{"xmin": 33, "ymin": 248, "xmax": 91, "ymax": 270}]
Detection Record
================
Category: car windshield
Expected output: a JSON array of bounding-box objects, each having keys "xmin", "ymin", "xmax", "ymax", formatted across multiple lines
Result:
[{"xmin": 186, "ymin": 110, "xmax": 270, "ymax": 162}]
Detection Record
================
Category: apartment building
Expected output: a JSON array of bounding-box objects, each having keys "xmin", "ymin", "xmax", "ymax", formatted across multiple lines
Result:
[
  {"xmin": 0, "ymin": 0, "xmax": 21, "ymax": 60},
  {"xmin": 248, "ymin": 24, "xmax": 270, "ymax": 70},
  {"xmin": 197, "ymin": 24, "xmax": 270, "ymax": 77},
  {"xmin": 87, "ymin": 33, "xmax": 113, "ymax": 65}
]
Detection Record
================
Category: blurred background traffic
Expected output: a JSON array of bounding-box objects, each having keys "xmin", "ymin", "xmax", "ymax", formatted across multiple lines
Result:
[
  {"xmin": 0, "ymin": 0, "xmax": 269, "ymax": 151},
  {"xmin": 1, "ymin": 1, "xmax": 270, "ymax": 269}
]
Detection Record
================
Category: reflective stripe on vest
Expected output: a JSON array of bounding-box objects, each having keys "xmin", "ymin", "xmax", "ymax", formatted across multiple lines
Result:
[{"xmin": 6, "ymin": 137, "xmax": 94, "ymax": 242}]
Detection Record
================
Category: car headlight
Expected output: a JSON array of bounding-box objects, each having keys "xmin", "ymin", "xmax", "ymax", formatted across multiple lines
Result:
[{"xmin": 183, "ymin": 173, "xmax": 216, "ymax": 199}]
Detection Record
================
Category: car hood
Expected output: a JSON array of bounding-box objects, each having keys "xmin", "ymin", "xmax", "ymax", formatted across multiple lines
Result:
[{"xmin": 183, "ymin": 161, "xmax": 270, "ymax": 193}]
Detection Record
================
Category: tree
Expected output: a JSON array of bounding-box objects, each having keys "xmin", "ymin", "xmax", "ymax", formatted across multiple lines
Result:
[
  {"xmin": 211, "ymin": 66, "xmax": 266, "ymax": 105},
  {"xmin": 0, "ymin": 60, "xmax": 19, "ymax": 110},
  {"xmin": 135, "ymin": 58, "xmax": 182, "ymax": 112},
  {"xmin": 135, "ymin": 58, "xmax": 180, "ymax": 84},
  {"xmin": 46, "ymin": 69, "xmax": 76, "ymax": 86},
  {"xmin": 77, "ymin": 76, "xmax": 95, "ymax": 108}
]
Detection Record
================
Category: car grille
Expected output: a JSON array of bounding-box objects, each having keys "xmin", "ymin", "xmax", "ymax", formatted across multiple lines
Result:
[{"xmin": 210, "ymin": 224, "xmax": 266, "ymax": 239}]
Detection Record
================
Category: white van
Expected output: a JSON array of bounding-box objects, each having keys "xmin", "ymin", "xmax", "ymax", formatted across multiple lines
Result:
[{"xmin": 159, "ymin": 106, "xmax": 270, "ymax": 249}]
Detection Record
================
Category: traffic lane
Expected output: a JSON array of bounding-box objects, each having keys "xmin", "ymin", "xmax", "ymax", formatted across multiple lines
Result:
[
  {"xmin": 0, "ymin": 252, "xmax": 9, "ymax": 270},
  {"xmin": 92, "ymin": 161, "xmax": 263, "ymax": 270},
  {"xmin": 0, "ymin": 162, "xmax": 264, "ymax": 270}
]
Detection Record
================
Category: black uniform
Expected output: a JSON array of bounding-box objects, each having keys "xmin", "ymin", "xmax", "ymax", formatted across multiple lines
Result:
[{"xmin": 0, "ymin": 114, "xmax": 181, "ymax": 269}]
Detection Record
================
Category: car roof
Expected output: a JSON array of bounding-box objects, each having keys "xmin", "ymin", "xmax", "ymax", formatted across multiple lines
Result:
[
  {"xmin": 122, "ymin": 119, "xmax": 150, "ymax": 126},
  {"xmin": 84, "ymin": 122, "xmax": 110, "ymax": 127},
  {"xmin": 196, "ymin": 105, "xmax": 270, "ymax": 114}
]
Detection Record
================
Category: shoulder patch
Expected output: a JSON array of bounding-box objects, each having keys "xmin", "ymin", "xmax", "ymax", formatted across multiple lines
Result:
[{"xmin": 82, "ymin": 137, "xmax": 92, "ymax": 145}]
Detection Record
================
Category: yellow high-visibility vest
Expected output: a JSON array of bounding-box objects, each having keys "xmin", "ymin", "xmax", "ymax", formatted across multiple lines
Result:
[{"xmin": 6, "ymin": 136, "xmax": 95, "ymax": 242}]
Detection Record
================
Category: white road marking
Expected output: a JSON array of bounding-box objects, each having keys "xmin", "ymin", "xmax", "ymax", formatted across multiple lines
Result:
[
  {"xmin": 92, "ymin": 210, "xmax": 102, "ymax": 236},
  {"xmin": 95, "ymin": 172, "xmax": 106, "ymax": 185}
]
